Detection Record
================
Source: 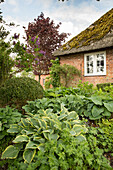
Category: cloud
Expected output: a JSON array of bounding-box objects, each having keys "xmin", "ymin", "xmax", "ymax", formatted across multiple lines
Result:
[
  {"xmin": 8, "ymin": 0, "xmax": 19, "ymax": 13},
  {"xmin": 25, "ymin": 0, "xmax": 33, "ymax": 5},
  {"xmin": 35, "ymin": 0, "xmax": 54, "ymax": 10},
  {"xmin": 8, "ymin": 0, "xmax": 17, "ymax": 6},
  {"xmin": 44, "ymin": 0, "xmax": 112, "ymax": 42},
  {"xmin": 3, "ymin": 0, "xmax": 113, "ymax": 45}
]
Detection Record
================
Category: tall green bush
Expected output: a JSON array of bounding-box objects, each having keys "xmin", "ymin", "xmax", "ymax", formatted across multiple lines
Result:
[
  {"xmin": 0, "ymin": 77, "xmax": 44, "ymax": 110},
  {"xmin": 0, "ymin": 39, "xmax": 14, "ymax": 85},
  {"xmin": 45, "ymin": 58, "xmax": 81, "ymax": 88}
]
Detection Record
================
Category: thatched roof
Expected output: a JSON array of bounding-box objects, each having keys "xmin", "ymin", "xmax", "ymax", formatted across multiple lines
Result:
[{"xmin": 54, "ymin": 8, "xmax": 113, "ymax": 56}]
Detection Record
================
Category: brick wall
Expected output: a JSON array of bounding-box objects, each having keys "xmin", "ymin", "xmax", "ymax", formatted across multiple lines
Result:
[{"xmin": 60, "ymin": 48, "xmax": 113, "ymax": 86}]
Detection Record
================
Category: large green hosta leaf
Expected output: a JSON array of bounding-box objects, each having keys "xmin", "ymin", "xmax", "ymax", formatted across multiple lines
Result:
[
  {"xmin": 90, "ymin": 95, "xmax": 102, "ymax": 105},
  {"xmin": 21, "ymin": 118, "xmax": 30, "ymax": 127},
  {"xmin": 73, "ymin": 125, "xmax": 87, "ymax": 134},
  {"xmin": 13, "ymin": 135, "xmax": 29, "ymax": 143},
  {"xmin": 25, "ymin": 140, "xmax": 41, "ymax": 149},
  {"xmin": 58, "ymin": 114, "xmax": 67, "ymax": 120},
  {"xmin": 92, "ymin": 106, "xmax": 104, "ymax": 117},
  {"xmin": 76, "ymin": 135, "xmax": 86, "ymax": 142},
  {"xmin": 0, "ymin": 121, "xmax": 2, "ymax": 131},
  {"xmin": 7, "ymin": 124, "xmax": 20, "ymax": 133},
  {"xmin": 1, "ymin": 145, "xmax": 19, "ymax": 159},
  {"xmin": 103, "ymin": 101, "xmax": 113, "ymax": 112},
  {"xmin": 102, "ymin": 109, "xmax": 111, "ymax": 117},
  {"xmin": 23, "ymin": 149, "xmax": 36, "ymax": 163},
  {"xmin": 48, "ymin": 133, "xmax": 59, "ymax": 140},
  {"xmin": 89, "ymin": 115, "xmax": 102, "ymax": 120},
  {"xmin": 38, "ymin": 119, "xmax": 47, "ymax": 129},
  {"xmin": 67, "ymin": 111, "xmax": 78, "ymax": 121}
]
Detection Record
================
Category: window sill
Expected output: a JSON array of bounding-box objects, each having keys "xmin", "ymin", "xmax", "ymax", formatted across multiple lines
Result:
[{"xmin": 84, "ymin": 74, "xmax": 106, "ymax": 77}]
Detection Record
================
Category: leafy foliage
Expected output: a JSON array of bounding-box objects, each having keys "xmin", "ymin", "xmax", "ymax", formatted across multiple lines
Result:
[
  {"xmin": 86, "ymin": 119, "xmax": 113, "ymax": 168},
  {"xmin": 1, "ymin": 106, "xmax": 112, "ymax": 169},
  {"xmin": 45, "ymin": 81, "xmax": 96, "ymax": 97},
  {"xmin": 44, "ymin": 86, "xmax": 79, "ymax": 98},
  {"xmin": 0, "ymin": 38, "xmax": 14, "ymax": 85},
  {"xmin": 25, "ymin": 13, "xmax": 70, "ymax": 75},
  {"xmin": 0, "ymin": 106, "xmax": 21, "ymax": 140},
  {"xmin": 1, "ymin": 106, "xmax": 88, "ymax": 168},
  {"xmin": 104, "ymin": 84, "xmax": 113, "ymax": 99},
  {"xmin": 0, "ymin": 106, "xmax": 21, "ymax": 169},
  {"xmin": 45, "ymin": 58, "xmax": 61, "ymax": 88},
  {"xmin": 23, "ymin": 92, "xmax": 113, "ymax": 120},
  {"xmin": 45, "ymin": 58, "xmax": 81, "ymax": 88},
  {"xmin": 0, "ymin": 77, "xmax": 44, "ymax": 110},
  {"xmin": 77, "ymin": 80, "xmax": 96, "ymax": 96},
  {"xmin": 97, "ymin": 82, "xmax": 113, "ymax": 91}
]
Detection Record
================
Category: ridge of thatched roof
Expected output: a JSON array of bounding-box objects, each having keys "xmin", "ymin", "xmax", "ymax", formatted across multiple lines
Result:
[{"xmin": 54, "ymin": 8, "xmax": 113, "ymax": 56}]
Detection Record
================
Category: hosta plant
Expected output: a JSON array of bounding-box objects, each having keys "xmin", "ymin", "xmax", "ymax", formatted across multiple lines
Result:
[
  {"xmin": 0, "ymin": 106, "xmax": 21, "ymax": 140},
  {"xmin": 23, "ymin": 93, "xmax": 113, "ymax": 120},
  {"xmin": 1, "ymin": 105, "xmax": 87, "ymax": 169}
]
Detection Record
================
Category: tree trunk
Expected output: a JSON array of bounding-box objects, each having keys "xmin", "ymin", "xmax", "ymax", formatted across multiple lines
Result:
[{"xmin": 39, "ymin": 75, "xmax": 41, "ymax": 83}]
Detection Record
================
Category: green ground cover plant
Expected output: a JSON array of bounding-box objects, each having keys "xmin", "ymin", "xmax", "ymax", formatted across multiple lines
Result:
[
  {"xmin": 86, "ymin": 118, "xmax": 113, "ymax": 168},
  {"xmin": 1, "ymin": 106, "xmax": 89, "ymax": 169},
  {"xmin": 0, "ymin": 106, "xmax": 21, "ymax": 140},
  {"xmin": 97, "ymin": 83, "xmax": 113, "ymax": 92},
  {"xmin": 1, "ymin": 105, "xmax": 112, "ymax": 170},
  {"xmin": 0, "ymin": 106, "xmax": 22, "ymax": 169},
  {"xmin": 23, "ymin": 93, "xmax": 113, "ymax": 120},
  {"xmin": 44, "ymin": 81, "xmax": 96, "ymax": 98}
]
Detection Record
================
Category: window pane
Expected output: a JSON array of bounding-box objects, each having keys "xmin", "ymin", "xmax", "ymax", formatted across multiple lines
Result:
[
  {"xmin": 86, "ymin": 55, "xmax": 93, "ymax": 74},
  {"xmin": 87, "ymin": 56, "xmax": 89, "ymax": 61},
  {"xmin": 96, "ymin": 53, "xmax": 104, "ymax": 73},
  {"xmin": 85, "ymin": 52, "xmax": 105, "ymax": 76}
]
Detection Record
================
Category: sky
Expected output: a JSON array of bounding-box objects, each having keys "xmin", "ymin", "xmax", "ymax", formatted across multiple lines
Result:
[{"xmin": 1, "ymin": 0, "xmax": 113, "ymax": 43}]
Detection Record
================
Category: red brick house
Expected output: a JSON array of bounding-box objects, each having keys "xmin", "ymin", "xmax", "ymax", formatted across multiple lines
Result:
[{"xmin": 53, "ymin": 8, "xmax": 113, "ymax": 86}]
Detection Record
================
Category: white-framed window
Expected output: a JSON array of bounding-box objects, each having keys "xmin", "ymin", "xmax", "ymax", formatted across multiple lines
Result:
[{"xmin": 84, "ymin": 51, "xmax": 106, "ymax": 76}]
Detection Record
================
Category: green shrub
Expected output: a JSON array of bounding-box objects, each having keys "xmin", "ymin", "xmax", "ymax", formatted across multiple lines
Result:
[
  {"xmin": 0, "ymin": 77, "xmax": 44, "ymax": 110},
  {"xmin": 45, "ymin": 58, "xmax": 81, "ymax": 88},
  {"xmin": 77, "ymin": 80, "xmax": 96, "ymax": 96},
  {"xmin": 96, "ymin": 83, "xmax": 113, "ymax": 91}
]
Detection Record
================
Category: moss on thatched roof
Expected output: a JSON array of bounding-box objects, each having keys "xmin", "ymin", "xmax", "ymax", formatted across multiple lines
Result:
[
  {"xmin": 54, "ymin": 8, "xmax": 113, "ymax": 56},
  {"xmin": 63, "ymin": 8, "xmax": 113, "ymax": 50}
]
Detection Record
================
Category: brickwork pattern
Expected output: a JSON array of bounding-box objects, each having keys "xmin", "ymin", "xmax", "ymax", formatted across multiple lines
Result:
[{"xmin": 60, "ymin": 48, "xmax": 113, "ymax": 86}]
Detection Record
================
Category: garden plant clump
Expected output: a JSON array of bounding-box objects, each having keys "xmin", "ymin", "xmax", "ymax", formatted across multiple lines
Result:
[
  {"xmin": 0, "ymin": 106, "xmax": 22, "ymax": 168},
  {"xmin": 23, "ymin": 93, "xmax": 113, "ymax": 120},
  {"xmin": 0, "ymin": 83, "xmax": 113, "ymax": 169},
  {"xmin": 1, "ymin": 105, "xmax": 112, "ymax": 170},
  {"xmin": 0, "ymin": 77, "xmax": 44, "ymax": 111}
]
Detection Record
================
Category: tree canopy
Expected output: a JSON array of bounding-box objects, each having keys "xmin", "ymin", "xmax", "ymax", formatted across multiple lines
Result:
[{"xmin": 25, "ymin": 12, "xmax": 70, "ymax": 76}]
